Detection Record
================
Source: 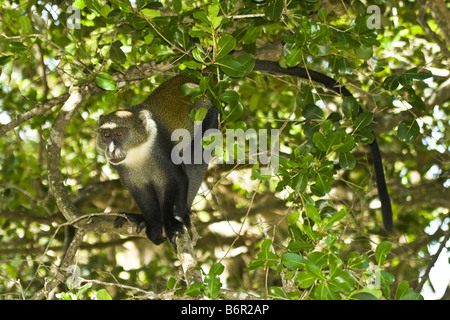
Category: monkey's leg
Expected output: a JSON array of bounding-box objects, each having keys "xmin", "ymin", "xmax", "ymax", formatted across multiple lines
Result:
[
  {"xmin": 114, "ymin": 184, "xmax": 166, "ymax": 245},
  {"xmin": 162, "ymin": 164, "xmax": 191, "ymax": 248}
]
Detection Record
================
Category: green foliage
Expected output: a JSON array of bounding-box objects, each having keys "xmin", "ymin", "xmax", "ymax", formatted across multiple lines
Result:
[
  {"xmin": 249, "ymin": 237, "xmax": 422, "ymax": 300},
  {"xmin": 0, "ymin": 0, "xmax": 447, "ymax": 301},
  {"xmin": 59, "ymin": 284, "xmax": 113, "ymax": 300},
  {"xmin": 184, "ymin": 263, "xmax": 225, "ymax": 299}
]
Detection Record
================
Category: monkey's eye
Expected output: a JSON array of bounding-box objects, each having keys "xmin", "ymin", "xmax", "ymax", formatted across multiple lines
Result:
[
  {"xmin": 103, "ymin": 132, "xmax": 110, "ymax": 138},
  {"xmin": 116, "ymin": 131, "xmax": 123, "ymax": 137}
]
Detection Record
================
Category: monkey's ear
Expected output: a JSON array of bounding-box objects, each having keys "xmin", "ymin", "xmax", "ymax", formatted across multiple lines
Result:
[{"xmin": 138, "ymin": 110, "xmax": 152, "ymax": 130}]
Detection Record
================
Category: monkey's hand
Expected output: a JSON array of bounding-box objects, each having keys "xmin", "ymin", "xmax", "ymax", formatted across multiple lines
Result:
[{"xmin": 114, "ymin": 213, "xmax": 166, "ymax": 245}]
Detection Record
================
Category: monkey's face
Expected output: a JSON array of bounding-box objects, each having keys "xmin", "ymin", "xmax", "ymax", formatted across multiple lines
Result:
[
  {"xmin": 98, "ymin": 127, "xmax": 129, "ymax": 165},
  {"xmin": 97, "ymin": 110, "xmax": 149, "ymax": 166}
]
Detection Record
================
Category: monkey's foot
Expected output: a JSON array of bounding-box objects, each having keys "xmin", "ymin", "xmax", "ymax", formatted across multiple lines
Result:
[
  {"xmin": 114, "ymin": 213, "xmax": 166, "ymax": 245},
  {"xmin": 114, "ymin": 213, "xmax": 147, "ymax": 233}
]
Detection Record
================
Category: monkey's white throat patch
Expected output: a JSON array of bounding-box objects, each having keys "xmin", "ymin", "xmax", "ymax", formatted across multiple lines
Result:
[{"xmin": 121, "ymin": 138, "xmax": 154, "ymax": 168}]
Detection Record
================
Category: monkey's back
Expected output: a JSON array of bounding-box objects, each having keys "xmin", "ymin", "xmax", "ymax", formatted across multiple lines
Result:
[{"xmin": 143, "ymin": 75, "xmax": 208, "ymax": 135}]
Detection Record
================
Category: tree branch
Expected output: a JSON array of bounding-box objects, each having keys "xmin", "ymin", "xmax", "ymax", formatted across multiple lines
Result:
[
  {"xmin": 416, "ymin": 228, "xmax": 450, "ymax": 293},
  {"xmin": 0, "ymin": 61, "xmax": 172, "ymax": 138},
  {"xmin": 176, "ymin": 228, "xmax": 203, "ymax": 285},
  {"xmin": 31, "ymin": 228, "xmax": 86, "ymax": 300}
]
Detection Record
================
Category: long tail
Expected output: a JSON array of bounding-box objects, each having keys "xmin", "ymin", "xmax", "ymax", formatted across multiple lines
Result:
[{"xmin": 254, "ymin": 59, "xmax": 393, "ymax": 232}]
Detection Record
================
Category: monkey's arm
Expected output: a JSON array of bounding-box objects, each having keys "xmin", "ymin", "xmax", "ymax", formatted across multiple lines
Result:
[{"xmin": 254, "ymin": 59, "xmax": 393, "ymax": 232}]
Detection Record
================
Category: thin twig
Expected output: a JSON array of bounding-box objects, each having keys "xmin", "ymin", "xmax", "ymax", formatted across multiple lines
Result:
[{"xmin": 416, "ymin": 228, "xmax": 450, "ymax": 293}]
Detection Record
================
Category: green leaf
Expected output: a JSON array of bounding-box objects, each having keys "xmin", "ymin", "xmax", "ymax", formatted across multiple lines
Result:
[
  {"xmin": 395, "ymin": 280, "xmax": 423, "ymax": 300},
  {"xmin": 247, "ymin": 239, "xmax": 279, "ymax": 270},
  {"xmin": 351, "ymin": 287, "xmax": 382, "ymax": 300},
  {"xmin": 221, "ymin": 90, "xmax": 240, "ymax": 103},
  {"xmin": 210, "ymin": 262, "xmax": 225, "ymax": 275},
  {"xmin": 282, "ymin": 253, "xmax": 306, "ymax": 269},
  {"xmin": 350, "ymin": 292, "xmax": 379, "ymax": 300},
  {"xmin": 174, "ymin": 25, "xmax": 191, "ymax": 50},
  {"xmin": 380, "ymin": 270, "xmax": 395, "ymax": 298},
  {"xmin": 172, "ymin": 0, "xmax": 182, "ymax": 12},
  {"xmin": 152, "ymin": 44, "xmax": 174, "ymax": 57},
  {"xmin": 342, "ymin": 96, "xmax": 359, "ymax": 120},
  {"xmin": 185, "ymin": 282, "xmax": 204, "ymax": 297},
  {"xmin": 288, "ymin": 211, "xmax": 300, "ymax": 226},
  {"xmin": 354, "ymin": 127, "xmax": 374, "ymax": 144},
  {"xmin": 140, "ymin": 8, "xmax": 161, "ymax": 20},
  {"xmin": 217, "ymin": 55, "xmax": 246, "ymax": 77},
  {"xmin": 324, "ymin": 207, "xmax": 347, "ymax": 230},
  {"xmin": 335, "ymin": 135, "xmax": 355, "ymax": 153},
  {"xmin": 354, "ymin": 45, "xmax": 373, "ymax": 60},
  {"xmin": 216, "ymin": 34, "xmax": 236, "ymax": 61},
  {"xmin": 9, "ymin": 41, "xmax": 27, "ymax": 53},
  {"xmin": 355, "ymin": 112, "xmax": 374, "ymax": 130},
  {"xmin": 329, "ymin": 271, "xmax": 356, "ymax": 294},
  {"xmin": 204, "ymin": 263, "xmax": 223, "ymax": 299},
  {"xmin": 315, "ymin": 173, "xmax": 332, "ymax": 194},
  {"xmin": 339, "ymin": 152, "xmax": 356, "ymax": 170},
  {"xmin": 194, "ymin": 107, "xmax": 208, "ymax": 122},
  {"xmin": 269, "ymin": 287, "xmax": 289, "ymax": 299},
  {"xmin": 404, "ymin": 88, "xmax": 427, "ymax": 111},
  {"xmin": 285, "ymin": 46, "xmax": 303, "ymax": 67},
  {"xmin": 287, "ymin": 240, "xmax": 315, "ymax": 252},
  {"xmin": 193, "ymin": 10, "xmax": 209, "ymax": 25},
  {"xmin": 192, "ymin": 47, "xmax": 205, "ymax": 63},
  {"xmin": 85, "ymin": 0, "xmax": 102, "ymax": 15},
  {"xmin": 223, "ymin": 100, "xmax": 243, "ymax": 122},
  {"xmin": 395, "ymin": 280, "xmax": 410, "ymax": 300},
  {"xmin": 347, "ymin": 252, "xmax": 369, "ymax": 269},
  {"xmin": 383, "ymin": 68, "xmax": 433, "ymax": 92},
  {"xmin": 95, "ymin": 73, "xmax": 117, "ymax": 91},
  {"xmin": 109, "ymin": 41, "xmax": 126, "ymax": 64},
  {"xmin": 19, "ymin": 16, "xmax": 32, "ymax": 35},
  {"xmin": 296, "ymin": 271, "xmax": 316, "ymax": 288},
  {"xmin": 236, "ymin": 54, "xmax": 256, "ymax": 75},
  {"xmin": 330, "ymin": 56, "xmax": 353, "ymax": 75},
  {"xmin": 0, "ymin": 55, "xmax": 12, "ymax": 66},
  {"xmin": 208, "ymin": 2, "xmax": 221, "ymax": 19},
  {"xmin": 96, "ymin": 289, "xmax": 112, "ymax": 300},
  {"xmin": 314, "ymin": 282, "xmax": 330, "ymax": 300},
  {"xmin": 318, "ymin": 7, "xmax": 327, "ymax": 22},
  {"xmin": 397, "ymin": 119, "xmax": 420, "ymax": 143},
  {"xmin": 293, "ymin": 172, "xmax": 308, "ymax": 192},
  {"xmin": 265, "ymin": 0, "xmax": 284, "ymax": 22},
  {"xmin": 309, "ymin": 252, "xmax": 328, "ymax": 268},
  {"xmin": 328, "ymin": 261, "xmax": 343, "ymax": 278},
  {"xmin": 313, "ymin": 132, "xmax": 328, "ymax": 152},
  {"xmin": 73, "ymin": 0, "xmax": 85, "ymax": 10},
  {"xmin": 375, "ymin": 241, "xmax": 392, "ymax": 265},
  {"xmin": 100, "ymin": 5, "xmax": 111, "ymax": 18},
  {"xmin": 167, "ymin": 277, "xmax": 177, "ymax": 289},
  {"xmin": 305, "ymin": 262, "xmax": 326, "ymax": 281},
  {"xmin": 308, "ymin": 43, "xmax": 331, "ymax": 57},
  {"xmin": 181, "ymin": 82, "xmax": 201, "ymax": 97},
  {"xmin": 303, "ymin": 104, "xmax": 324, "ymax": 120}
]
